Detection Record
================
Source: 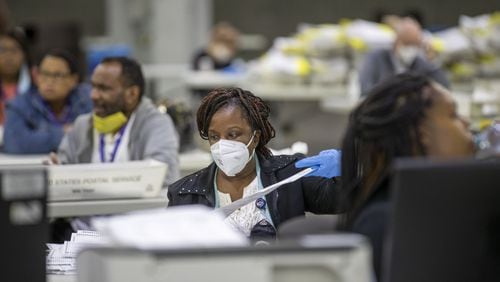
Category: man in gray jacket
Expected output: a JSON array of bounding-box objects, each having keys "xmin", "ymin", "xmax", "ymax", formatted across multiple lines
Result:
[
  {"xmin": 359, "ymin": 17, "xmax": 449, "ymax": 96},
  {"xmin": 52, "ymin": 56, "xmax": 180, "ymax": 186}
]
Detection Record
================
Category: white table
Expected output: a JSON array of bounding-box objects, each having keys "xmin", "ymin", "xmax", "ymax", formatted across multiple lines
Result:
[
  {"xmin": 320, "ymin": 95, "xmax": 361, "ymax": 114},
  {"xmin": 0, "ymin": 151, "xmax": 211, "ymax": 175},
  {"xmin": 183, "ymin": 70, "xmax": 245, "ymax": 89},
  {"xmin": 179, "ymin": 148, "xmax": 212, "ymax": 175},
  {"xmin": 47, "ymin": 275, "xmax": 76, "ymax": 282},
  {"xmin": 184, "ymin": 71, "xmax": 348, "ymax": 101},
  {"xmin": 48, "ymin": 197, "xmax": 168, "ymax": 217},
  {"xmin": 0, "ymin": 153, "xmax": 46, "ymax": 165},
  {"xmin": 243, "ymin": 83, "xmax": 347, "ymax": 101}
]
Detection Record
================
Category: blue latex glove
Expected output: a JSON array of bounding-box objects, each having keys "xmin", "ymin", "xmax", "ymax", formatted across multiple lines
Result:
[{"xmin": 295, "ymin": 149, "xmax": 341, "ymax": 178}]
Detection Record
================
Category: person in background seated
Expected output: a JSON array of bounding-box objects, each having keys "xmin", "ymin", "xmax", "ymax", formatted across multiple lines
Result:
[
  {"xmin": 49, "ymin": 56, "xmax": 180, "ymax": 242},
  {"xmin": 4, "ymin": 49, "xmax": 92, "ymax": 154},
  {"xmin": 192, "ymin": 22, "xmax": 240, "ymax": 72},
  {"xmin": 50, "ymin": 56, "xmax": 180, "ymax": 186},
  {"xmin": 338, "ymin": 73, "xmax": 474, "ymax": 279},
  {"xmin": 168, "ymin": 87, "xmax": 341, "ymax": 239},
  {"xmin": 0, "ymin": 0, "xmax": 9, "ymax": 33},
  {"xmin": 358, "ymin": 17, "xmax": 449, "ymax": 96},
  {"xmin": 0, "ymin": 27, "xmax": 32, "ymax": 124}
]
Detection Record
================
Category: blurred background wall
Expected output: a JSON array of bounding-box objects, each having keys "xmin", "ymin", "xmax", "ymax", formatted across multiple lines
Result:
[
  {"xmin": 7, "ymin": 0, "xmax": 500, "ymax": 64},
  {"xmin": 4, "ymin": 0, "xmax": 500, "ymax": 153},
  {"xmin": 8, "ymin": 0, "xmax": 500, "ymax": 35},
  {"xmin": 6, "ymin": 0, "xmax": 105, "ymax": 35},
  {"xmin": 214, "ymin": 0, "xmax": 500, "ymax": 37}
]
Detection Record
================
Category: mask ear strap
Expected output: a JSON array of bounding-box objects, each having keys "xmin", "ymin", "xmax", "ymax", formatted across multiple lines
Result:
[
  {"xmin": 246, "ymin": 131, "xmax": 256, "ymax": 147},
  {"xmin": 246, "ymin": 131, "xmax": 257, "ymax": 163}
]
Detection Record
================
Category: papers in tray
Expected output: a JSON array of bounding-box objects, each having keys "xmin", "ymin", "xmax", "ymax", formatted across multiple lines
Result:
[
  {"xmin": 92, "ymin": 206, "xmax": 248, "ymax": 250},
  {"xmin": 48, "ymin": 159, "xmax": 168, "ymax": 201},
  {"xmin": 47, "ymin": 230, "xmax": 109, "ymax": 275}
]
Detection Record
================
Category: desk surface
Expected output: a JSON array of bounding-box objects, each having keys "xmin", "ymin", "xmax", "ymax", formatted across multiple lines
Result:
[
  {"xmin": 320, "ymin": 95, "xmax": 361, "ymax": 114},
  {"xmin": 47, "ymin": 275, "xmax": 75, "ymax": 282},
  {"xmin": 244, "ymin": 83, "xmax": 346, "ymax": 101},
  {"xmin": 0, "ymin": 153, "xmax": 45, "ymax": 165},
  {"xmin": 48, "ymin": 197, "xmax": 167, "ymax": 217},
  {"xmin": 184, "ymin": 70, "xmax": 244, "ymax": 88},
  {"xmin": 184, "ymin": 71, "xmax": 348, "ymax": 101},
  {"xmin": 0, "ymin": 151, "xmax": 210, "ymax": 172},
  {"xmin": 179, "ymin": 148, "xmax": 211, "ymax": 171}
]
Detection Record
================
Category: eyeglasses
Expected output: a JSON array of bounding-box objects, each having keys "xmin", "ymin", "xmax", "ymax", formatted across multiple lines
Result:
[{"xmin": 38, "ymin": 70, "xmax": 72, "ymax": 81}]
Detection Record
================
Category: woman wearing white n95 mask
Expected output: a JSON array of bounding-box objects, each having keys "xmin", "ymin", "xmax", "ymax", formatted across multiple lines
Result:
[
  {"xmin": 210, "ymin": 130, "xmax": 256, "ymax": 176},
  {"xmin": 168, "ymin": 88, "xmax": 341, "ymax": 240}
]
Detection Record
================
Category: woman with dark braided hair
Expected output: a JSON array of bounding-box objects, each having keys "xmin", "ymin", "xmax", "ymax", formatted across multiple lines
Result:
[
  {"xmin": 339, "ymin": 73, "xmax": 474, "ymax": 279},
  {"xmin": 168, "ymin": 87, "xmax": 341, "ymax": 239}
]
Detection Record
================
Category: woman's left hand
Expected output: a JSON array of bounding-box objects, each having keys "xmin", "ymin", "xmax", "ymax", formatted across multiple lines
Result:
[{"xmin": 295, "ymin": 149, "xmax": 341, "ymax": 178}]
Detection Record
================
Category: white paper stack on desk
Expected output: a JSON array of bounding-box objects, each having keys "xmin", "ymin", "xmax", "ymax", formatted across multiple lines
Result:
[
  {"xmin": 48, "ymin": 160, "xmax": 168, "ymax": 201},
  {"xmin": 47, "ymin": 230, "xmax": 109, "ymax": 275}
]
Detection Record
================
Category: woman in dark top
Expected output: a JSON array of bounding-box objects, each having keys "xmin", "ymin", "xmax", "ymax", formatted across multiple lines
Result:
[
  {"xmin": 0, "ymin": 27, "xmax": 32, "ymax": 124},
  {"xmin": 338, "ymin": 73, "xmax": 475, "ymax": 279},
  {"xmin": 168, "ymin": 87, "xmax": 341, "ymax": 238}
]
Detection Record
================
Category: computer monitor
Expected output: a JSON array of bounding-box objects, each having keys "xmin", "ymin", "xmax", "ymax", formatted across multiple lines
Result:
[
  {"xmin": 385, "ymin": 159, "xmax": 500, "ymax": 282},
  {"xmin": 0, "ymin": 166, "xmax": 48, "ymax": 282}
]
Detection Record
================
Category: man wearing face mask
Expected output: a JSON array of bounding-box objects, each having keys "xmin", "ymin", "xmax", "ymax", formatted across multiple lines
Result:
[
  {"xmin": 359, "ymin": 17, "xmax": 449, "ymax": 96},
  {"xmin": 50, "ymin": 56, "xmax": 180, "ymax": 186},
  {"xmin": 192, "ymin": 22, "xmax": 239, "ymax": 72}
]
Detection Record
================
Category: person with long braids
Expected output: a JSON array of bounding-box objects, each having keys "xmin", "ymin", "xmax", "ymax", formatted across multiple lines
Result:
[
  {"xmin": 338, "ymin": 73, "xmax": 475, "ymax": 279},
  {"xmin": 168, "ymin": 87, "xmax": 341, "ymax": 238}
]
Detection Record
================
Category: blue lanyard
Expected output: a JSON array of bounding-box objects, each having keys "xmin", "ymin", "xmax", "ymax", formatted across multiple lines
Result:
[{"xmin": 99, "ymin": 125, "xmax": 127, "ymax": 163}]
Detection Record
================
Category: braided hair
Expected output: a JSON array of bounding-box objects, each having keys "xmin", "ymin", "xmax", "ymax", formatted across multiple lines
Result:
[
  {"xmin": 340, "ymin": 73, "xmax": 435, "ymax": 226},
  {"xmin": 197, "ymin": 87, "xmax": 276, "ymax": 158}
]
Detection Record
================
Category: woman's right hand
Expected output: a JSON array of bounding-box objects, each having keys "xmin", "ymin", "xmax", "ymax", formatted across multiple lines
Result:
[{"xmin": 46, "ymin": 152, "xmax": 60, "ymax": 165}]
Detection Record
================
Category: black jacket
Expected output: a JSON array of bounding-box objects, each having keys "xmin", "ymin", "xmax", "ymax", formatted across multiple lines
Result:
[{"xmin": 168, "ymin": 153, "xmax": 340, "ymax": 227}]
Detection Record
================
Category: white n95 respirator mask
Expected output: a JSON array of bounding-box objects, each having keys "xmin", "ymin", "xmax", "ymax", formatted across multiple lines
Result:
[
  {"xmin": 210, "ymin": 133, "xmax": 256, "ymax": 177},
  {"xmin": 397, "ymin": 45, "xmax": 421, "ymax": 66}
]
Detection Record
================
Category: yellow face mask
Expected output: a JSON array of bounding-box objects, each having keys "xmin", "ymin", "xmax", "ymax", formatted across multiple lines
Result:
[{"xmin": 93, "ymin": 112, "xmax": 128, "ymax": 134}]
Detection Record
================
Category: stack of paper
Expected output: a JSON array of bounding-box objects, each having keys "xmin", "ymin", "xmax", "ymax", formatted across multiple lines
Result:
[
  {"xmin": 92, "ymin": 206, "xmax": 248, "ymax": 250},
  {"xmin": 46, "ymin": 230, "xmax": 109, "ymax": 275}
]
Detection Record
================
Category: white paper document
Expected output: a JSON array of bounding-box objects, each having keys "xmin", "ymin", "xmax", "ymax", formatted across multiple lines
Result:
[
  {"xmin": 48, "ymin": 159, "xmax": 168, "ymax": 201},
  {"xmin": 218, "ymin": 168, "xmax": 314, "ymax": 217},
  {"xmin": 46, "ymin": 230, "xmax": 108, "ymax": 275},
  {"xmin": 92, "ymin": 206, "xmax": 248, "ymax": 250}
]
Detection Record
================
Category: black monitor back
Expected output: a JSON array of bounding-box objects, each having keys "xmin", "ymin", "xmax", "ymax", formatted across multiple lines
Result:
[
  {"xmin": 385, "ymin": 159, "xmax": 500, "ymax": 282},
  {"xmin": 0, "ymin": 166, "xmax": 48, "ymax": 282}
]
